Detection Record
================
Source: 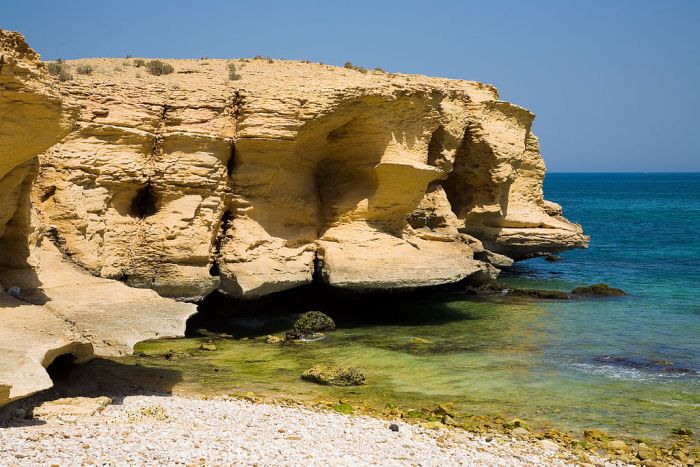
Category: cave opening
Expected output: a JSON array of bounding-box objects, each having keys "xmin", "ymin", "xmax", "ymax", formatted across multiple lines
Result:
[
  {"xmin": 129, "ymin": 182, "xmax": 159, "ymax": 218},
  {"xmin": 46, "ymin": 353, "xmax": 78, "ymax": 385},
  {"xmin": 442, "ymin": 126, "xmax": 481, "ymax": 219}
]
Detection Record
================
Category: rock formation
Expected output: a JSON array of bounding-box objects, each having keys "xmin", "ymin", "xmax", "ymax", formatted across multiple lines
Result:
[
  {"xmin": 33, "ymin": 55, "xmax": 587, "ymax": 301},
  {"xmin": 0, "ymin": 30, "xmax": 587, "ymax": 406},
  {"xmin": 0, "ymin": 31, "xmax": 195, "ymax": 408}
]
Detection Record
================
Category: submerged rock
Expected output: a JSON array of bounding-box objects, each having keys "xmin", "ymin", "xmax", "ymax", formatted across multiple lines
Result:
[
  {"xmin": 465, "ymin": 281, "xmax": 627, "ymax": 301},
  {"xmin": 637, "ymin": 443, "xmax": 655, "ymax": 461},
  {"xmin": 508, "ymin": 288, "xmax": 570, "ymax": 299},
  {"xmin": 265, "ymin": 335, "xmax": 284, "ymax": 344},
  {"xmin": 301, "ymin": 365, "xmax": 366, "ymax": 386},
  {"xmin": 583, "ymin": 429, "xmax": 610, "ymax": 442},
  {"xmin": 607, "ymin": 440, "xmax": 628, "ymax": 453},
  {"xmin": 292, "ymin": 311, "xmax": 336, "ymax": 336},
  {"xmin": 570, "ymin": 283, "xmax": 626, "ymax": 297}
]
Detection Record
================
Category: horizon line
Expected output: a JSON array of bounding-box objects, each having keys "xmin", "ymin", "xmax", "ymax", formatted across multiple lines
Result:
[{"xmin": 547, "ymin": 171, "xmax": 700, "ymax": 174}]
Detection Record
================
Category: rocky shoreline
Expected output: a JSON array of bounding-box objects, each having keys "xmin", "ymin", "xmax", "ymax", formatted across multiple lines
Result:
[{"xmin": 0, "ymin": 393, "xmax": 626, "ymax": 466}]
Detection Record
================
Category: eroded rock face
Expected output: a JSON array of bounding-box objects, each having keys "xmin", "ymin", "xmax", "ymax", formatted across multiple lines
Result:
[
  {"xmin": 0, "ymin": 31, "xmax": 196, "ymax": 407},
  {"xmin": 0, "ymin": 30, "xmax": 73, "ymax": 271},
  {"xmin": 34, "ymin": 58, "xmax": 587, "ymax": 300}
]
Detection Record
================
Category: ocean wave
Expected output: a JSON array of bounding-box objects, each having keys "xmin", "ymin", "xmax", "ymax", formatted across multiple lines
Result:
[{"xmin": 570, "ymin": 362, "xmax": 650, "ymax": 380}]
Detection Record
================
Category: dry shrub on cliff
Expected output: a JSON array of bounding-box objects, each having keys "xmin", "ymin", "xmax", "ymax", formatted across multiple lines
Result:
[
  {"xmin": 47, "ymin": 60, "xmax": 72, "ymax": 82},
  {"xmin": 253, "ymin": 55, "xmax": 274, "ymax": 63},
  {"xmin": 133, "ymin": 58, "xmax": 145, "ymax": 67},
  {"xmin": 76, "ymin": 65, "xmax": 94, "ymax": 75},
  {"xmin": 227, "ymin": 63, "xmax": 242, "ymax": 81},
  {"xmin": 145, "ymin": 60, "xmax": 174, "ymax": 76},
  {"xmin": 344, "ymin": 62, "xmax": 368, "ymax": 73}
]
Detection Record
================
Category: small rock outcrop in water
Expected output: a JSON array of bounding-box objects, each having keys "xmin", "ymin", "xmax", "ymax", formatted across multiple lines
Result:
[
  {"xmin": 465, "ymin": 282, "xmax": 626, "ymax": 300},
  {"xmin": 301, "ymin": 366, "xmax": 366, "ymax": 386},
  {"xmin": 292, "ymin": 311, "xmax": 336, "ymax": 335},
  {"xmin": 570, "ymin": 283, "xmax": 626, "ymax": 297}
]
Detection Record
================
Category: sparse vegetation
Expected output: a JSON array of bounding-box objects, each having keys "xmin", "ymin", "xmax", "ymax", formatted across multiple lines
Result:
[
  {"xmin": 253, "ymin": 55, "xmax": 274, "ymax": 63},
  {"xmin": 47, "ymin": 60, "xmax": 72, "ymax": 82},
  {"xmin": 125, "ymin": 54, "xmax": 132, "ymax": 59},
  {"xmin": 227, "ymin": 63, "xmax": 242, "ymax": 80},
  {"xmin": 344, "ymin": 61, "xmax": 368, "ymax": 73},
  {"xmin": 133, "ymin": 59, "xmax": 145, "ymax": 67},
  {"xmin": 374, "ymin": 67, "xmax": 385, "ymax": 73},
  {"xmin": 145, "ymin": 60, "xmax": 174, "ymax": 76},
  {"xmin": 76, "ymin": 65, "xmax": 94, "ymax": 75}
]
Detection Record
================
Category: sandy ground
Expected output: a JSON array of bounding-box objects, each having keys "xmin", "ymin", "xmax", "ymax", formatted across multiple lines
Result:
[{"xmin": 0, "ymin": 394, "xmax": 627, "ymax": 466}]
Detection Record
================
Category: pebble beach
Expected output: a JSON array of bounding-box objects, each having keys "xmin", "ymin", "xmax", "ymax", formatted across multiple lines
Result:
[{"xmin": 0, "ymin": 394, "xmax": 624, "ymax": 466}]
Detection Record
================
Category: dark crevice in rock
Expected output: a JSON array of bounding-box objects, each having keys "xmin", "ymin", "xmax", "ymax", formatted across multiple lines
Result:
[
  {"xmin": 209, "ymin": 210, "xmax": 233, "ymax": 277},
  {"xmin": 129, "ymin": 182, "xmax": 159, "ymax": 219},
  {"xmin": 226, "ymin": 143, "xmax": 236, "ymax": 178},
  {"xmin": 311, "ymin": 249, "xmax": 325, "ymax": 285},
  {"xmin": 45, "ymin": 353, "xmax": 77, "ymax": 385},
  {"xmin": 39, "ymin": 185, "xmax": 56, "ymax": 202},
  {"xmin": 427, "ymin": 125, "xmax": 446, "ymax": 167},
  {"xmin": 46, "ymin": 226, "xmax": 71, "ymax": 258}
]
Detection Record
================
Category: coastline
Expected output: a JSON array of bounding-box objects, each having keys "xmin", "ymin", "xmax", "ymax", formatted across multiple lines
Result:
[{"xmin": 1, "ymin": 393, "xmax": 625, "ymax": 466}]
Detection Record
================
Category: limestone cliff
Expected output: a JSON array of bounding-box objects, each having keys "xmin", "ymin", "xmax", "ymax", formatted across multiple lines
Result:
[
  {"xmin": 34, "ymin": 57, "xmax": 588, "ymax": 301},
  {"xmin": 1, "ymin": 30, "xmax": 587, "ymax": 407},
  {"xmin": 0, "ymin": 31, "xmax": 195, "ymax": 407}
]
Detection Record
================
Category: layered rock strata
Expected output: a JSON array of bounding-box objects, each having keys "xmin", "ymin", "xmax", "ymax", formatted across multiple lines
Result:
[
  {"xmin": 34, "ymin": 56, "xmax": 587, "ymax": 301},
  {"xmin": 0, "ymin": 31, "xmax": 195, "ymax": 407}
]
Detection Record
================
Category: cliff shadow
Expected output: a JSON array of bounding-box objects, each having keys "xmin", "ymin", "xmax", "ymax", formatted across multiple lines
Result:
[
  {"xmin": 0, "ymin": 161, "xmax": 49, "ymax": 306},
  {"xmin": 0, "ymin": 357, "xmax": 183, "ymax": 427},
  {"xmin": 189, "ymin": 280, "xmax": 482, "ymax": 338}
]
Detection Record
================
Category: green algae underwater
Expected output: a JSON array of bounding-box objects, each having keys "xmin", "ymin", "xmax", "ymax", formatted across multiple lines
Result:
[{"xmin": 112, "ymin": 173, "xmax": 699, "ymax": 450}]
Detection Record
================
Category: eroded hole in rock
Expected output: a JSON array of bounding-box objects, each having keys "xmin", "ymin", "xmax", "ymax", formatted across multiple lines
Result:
[
  {"xmin": 427, "ymin": 125, "xmax": 446, "ymax": 166},
  {"xmin": 39, "ymin": 185, "xmax": 57, "ymax": 202},
  {"xmin": 129, "ymin": 182, "xmax": 159, "ymax": 218},
  {"xmin": 46, "ymin": 353, "xmax": 77, "ymax": 385},
  {"xmin": 442, "ymin": 126, "xmax": 491, "ymax": 219}
]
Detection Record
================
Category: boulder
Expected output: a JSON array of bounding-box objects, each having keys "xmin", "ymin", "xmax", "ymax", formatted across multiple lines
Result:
[
  {"xmin": 301, "ymin": 366, "xmax": 366, "ymax": 386},
  {"xmin": 292, "ymin": 311, "xmax": 336, "ymax": 336}
]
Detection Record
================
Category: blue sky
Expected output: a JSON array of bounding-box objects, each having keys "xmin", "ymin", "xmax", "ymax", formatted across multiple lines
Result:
[{"xmin": 4, "ymin": 0, "xmax": 699, "ymax": 172}]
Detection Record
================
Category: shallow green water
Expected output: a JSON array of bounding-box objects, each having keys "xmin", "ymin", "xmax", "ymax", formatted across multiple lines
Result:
[
  {"xmin": 131, "ymin": 292, "xmax": 697, "ymax": 442},
  {"xmin": 128, "ymin": 173, "xmax": 698, "ymax": 443}
]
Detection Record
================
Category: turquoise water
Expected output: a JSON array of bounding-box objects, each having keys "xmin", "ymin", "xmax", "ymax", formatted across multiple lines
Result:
[{"xmin": 130, "ymin": 173, "xmax": 699, "ymax": 442}]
